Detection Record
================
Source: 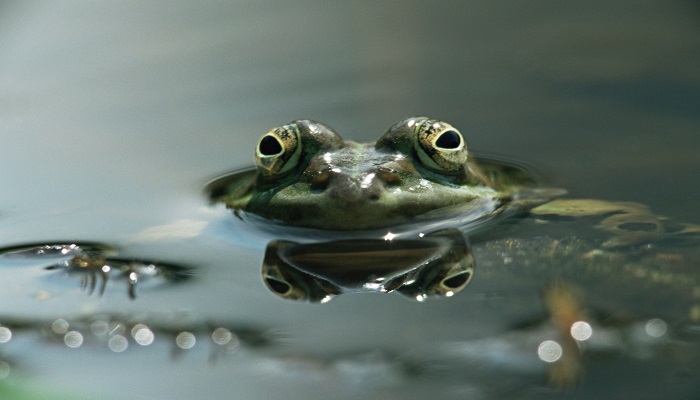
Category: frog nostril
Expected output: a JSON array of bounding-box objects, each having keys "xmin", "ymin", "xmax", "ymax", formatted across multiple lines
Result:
[
  {"xmin": 442, "ymin": 271, "xmax": 470, "ymax": 290},
  {"xmin": 369, "ymin": 193, "xmax": 380, "ymax": 201}
]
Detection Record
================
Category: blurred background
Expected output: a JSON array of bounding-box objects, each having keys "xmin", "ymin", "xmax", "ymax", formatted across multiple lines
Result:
[{"xmin": 1, "ymin": 1, "xmax": 698, "ymax": 224}]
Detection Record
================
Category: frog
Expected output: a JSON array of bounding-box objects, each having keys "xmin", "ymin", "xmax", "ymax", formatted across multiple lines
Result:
[
  {"xmin": 211, "ymin": 117, "xmax": 554, "ymax": 233},
  {"xmin": 207, "ymin": 117, "xmax": 700, "ymax": 306},
  {"xmin": 211, "ymin": 117, "xmax": 686, "ymax": 244},
  {"xmin": 206, "ymin": 117, "xmax": 700, "ymax": 388}
]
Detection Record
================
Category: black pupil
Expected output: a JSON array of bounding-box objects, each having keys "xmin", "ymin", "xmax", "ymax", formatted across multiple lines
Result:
[
  {"xmin": 259, "ymin": 135, "xmax": 283, "ymax": 156},
  {"xmin": 443, "ymin": 272, "xmax": 469, "ymax": 289},
  {"xmin": 435, "ymin": 130, "xmax": 461, "ymax": 149},
  {"xmin": 266, "ymin": 278, "xmax": 291, "ymax": 295}
]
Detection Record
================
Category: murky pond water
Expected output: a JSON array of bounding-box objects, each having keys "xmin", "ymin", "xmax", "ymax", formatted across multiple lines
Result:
[{"xmin": 1, "ymin": 2, "xmax": 699, "ymax": 399}]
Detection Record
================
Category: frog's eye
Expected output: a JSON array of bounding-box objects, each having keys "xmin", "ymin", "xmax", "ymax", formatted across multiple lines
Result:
[
  {"xmin": 413, "ymin": 119, "xmax": 468, "ymax": 174},
  {"xmin": 255, "ymin": 124, "xmax": 302, "ymax": 177}
]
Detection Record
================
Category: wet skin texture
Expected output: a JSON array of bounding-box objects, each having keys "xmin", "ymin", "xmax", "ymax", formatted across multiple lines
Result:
[
  {"xmin": 217, "ymin": 117, "xmax": 544, "ymax": 231},
  {"xmin": 214, "ymin": 117, "xmax": 680, "ymax": 246}
]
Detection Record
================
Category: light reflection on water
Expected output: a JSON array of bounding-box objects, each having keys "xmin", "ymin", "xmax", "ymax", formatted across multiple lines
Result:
[
  {"xmin": 108, "ymin": 335, "xmax": 128, "ymax": 353},
  {"xmin": 63, "ymin": 331, "xmax": 84, "ymax": 349},
  {"xmin": 537, "ymin": 340, "xmax": 563, "ymax": 363},
  {"xmin": 175, "ymin": 332, "xmax": 197, "ymax": 350},
  {"xmin": 569, "ymin": 321, "xmax": 592, "ymax": 342},
  {"xmin": 0, "ymin": 327, "xmax": 11, "ymax": 344},
  {"xmin": 0, "ymin": 1, "xmax": 699, "ymax": 399},
  {"xmin": 645, "ymin": 318, "xmax": 668, "ymax": 338}
]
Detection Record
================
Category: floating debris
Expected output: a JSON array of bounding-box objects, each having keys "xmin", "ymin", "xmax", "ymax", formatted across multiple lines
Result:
[{"xmin": 0, "ymin": 243, "xmax": 193, "ymax": 299}]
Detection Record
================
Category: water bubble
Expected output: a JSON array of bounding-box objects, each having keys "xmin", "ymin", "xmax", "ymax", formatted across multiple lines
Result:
[
  {"xmin": 108, "ymin": 335, "xmax": 128, "ymax": 352},
  {"xmin": 537, "ymin": 340, "xmax": 563, "ymax": 363},
  {"xmin": 570, "ymin": 321, "xmax": 593, "ymax": 341},
  {"xmin": 175, "ymin": 332, "xmax": 196, "ymax": 349},
  {"xmin": 64, "ymin": 331, "xmax": 84, "ymax": 348},
  {"xmin": 0, "ymin": 327, "xmax": 12, "ymax": 343},
  {"xmin": 645, "ymin": 318, "xmax": 667, "ymax": 338}
]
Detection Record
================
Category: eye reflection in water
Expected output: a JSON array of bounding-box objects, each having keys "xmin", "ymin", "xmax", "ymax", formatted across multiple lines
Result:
[{"xmin": 261, "ymin": 228, "xmax": 474, "ymax": 303}]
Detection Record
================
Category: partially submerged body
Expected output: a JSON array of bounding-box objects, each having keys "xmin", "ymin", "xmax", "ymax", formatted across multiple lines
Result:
[
  {"xmin": 211, "ymin": 117, "xmax": 693, "ymax": 246},
  {"xmin": 207, "ymin": 118, "xmax": 700, "ymax": 337}
]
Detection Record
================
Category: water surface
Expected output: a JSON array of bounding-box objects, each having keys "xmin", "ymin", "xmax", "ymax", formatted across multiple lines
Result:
[{"xmin": 1, "ymin": 2, "xmax": 699, "ymax": 399}]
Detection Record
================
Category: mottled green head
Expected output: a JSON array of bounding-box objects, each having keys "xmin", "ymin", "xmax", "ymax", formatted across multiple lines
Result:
[{"xmin": 217, "ymin": 117, "xmax": 516, "ymax": 231}]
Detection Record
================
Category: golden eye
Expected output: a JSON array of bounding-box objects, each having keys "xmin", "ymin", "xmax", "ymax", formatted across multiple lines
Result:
[
  {"xmin": 255, "ymin": 124, "xmax": 302, "ymax": 176},
  {"xmin": 413, "ymin": 119, "xmax": 468, "ymax": 174}
]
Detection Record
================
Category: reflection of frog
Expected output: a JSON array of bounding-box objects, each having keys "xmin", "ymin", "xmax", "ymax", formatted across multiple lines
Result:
[
  {"xmin": 211, "ymin": 117, "xmax": 693, "ymax": 245},
  {"xmin": 261, "ymin": 228, "xmax": 474, "ymax": 303}
]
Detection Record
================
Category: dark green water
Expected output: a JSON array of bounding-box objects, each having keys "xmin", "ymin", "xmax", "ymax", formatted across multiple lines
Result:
[{"xmin": 0, "ymin": 2, "xmax": 699, "ymax": 399}]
